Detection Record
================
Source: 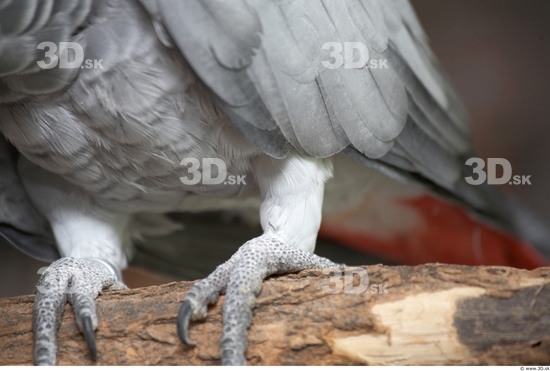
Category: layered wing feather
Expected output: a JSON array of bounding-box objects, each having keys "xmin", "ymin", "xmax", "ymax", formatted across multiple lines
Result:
[{"xmin": 148, "ymin": 0, "xmax": 509, "ymax": 218}]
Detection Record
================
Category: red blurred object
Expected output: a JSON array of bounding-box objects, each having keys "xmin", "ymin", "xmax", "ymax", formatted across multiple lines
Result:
[{"xmin": 320, "ymin": 194, "xmax": 548, "ymax": 269}]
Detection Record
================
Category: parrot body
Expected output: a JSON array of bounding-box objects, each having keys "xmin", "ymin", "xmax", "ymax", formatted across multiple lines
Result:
[
  {"xmin": 0, "ymin": 0, "xmax": 548, "ymax": 365},
  {"xmin": 1, "ymin": 5, "xmax": 258, "ymax": 215}
]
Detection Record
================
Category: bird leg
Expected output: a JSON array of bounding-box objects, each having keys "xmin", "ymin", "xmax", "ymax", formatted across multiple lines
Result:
[{"xmin": 178, "ymin": 153, "xmax": 340, "ymax": 365}]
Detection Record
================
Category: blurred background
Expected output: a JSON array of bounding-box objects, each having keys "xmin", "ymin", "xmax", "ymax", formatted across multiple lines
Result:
[{"xmin": 1, "ymin": 0, "xmax": 549, "ymax": 298}]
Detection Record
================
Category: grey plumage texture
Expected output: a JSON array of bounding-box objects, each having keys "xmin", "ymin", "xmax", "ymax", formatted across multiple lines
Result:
[
  {"xmin": 0, "ymin": 0, "xmax": 512, "ymax": 226},
  {"xmin": 0, "ymin": 136, "xmax": 57, "ymax": 261},
  {"xmin": 153, "ymin": 0, "xmax": 468, "ymax": 161},
  {"xmin": 152, "ymin": 0, "xmax": 516, "ymax": 228},
  {"xmin": 0, "ymin": 0, "xmax": 548, "ymax": 366},
  {"xmin": 0, "ymin": 0, "xmax": 94, "ymax": 101}
]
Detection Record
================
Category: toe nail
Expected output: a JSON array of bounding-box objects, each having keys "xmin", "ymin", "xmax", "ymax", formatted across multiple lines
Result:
[
  {"xmin": 82, "ymin": 315, "xmax": 98, "ymax": 361},
  {"xmin": 177, "ymin": 300, "xmax": 196, "ymax": 347}
]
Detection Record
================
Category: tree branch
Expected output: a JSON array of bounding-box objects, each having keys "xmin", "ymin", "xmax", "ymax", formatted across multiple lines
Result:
[{"xmin": 1, "ymin": 264, "xmax": 549, "ymax": 365}]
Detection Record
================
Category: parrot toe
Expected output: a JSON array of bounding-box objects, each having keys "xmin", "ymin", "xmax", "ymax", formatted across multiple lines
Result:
[
  {"xmin": 33, "ymin": 257, "xmax": 127, "ymax": 365},
  {"xmin": 178, "ymin": 234, "xmax": 340, "ymax": 365}
]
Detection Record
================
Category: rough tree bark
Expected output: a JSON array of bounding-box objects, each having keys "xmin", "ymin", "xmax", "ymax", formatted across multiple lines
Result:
[{"xmin": 1, "ymin": 264, "xmax": 549, "ymax": 365}]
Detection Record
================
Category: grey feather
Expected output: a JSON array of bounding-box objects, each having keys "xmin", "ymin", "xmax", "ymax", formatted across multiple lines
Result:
[
  {"xmin": 146, "ymin": 0, "xmax": 550, "ymax": 257},
  {"xmin": 0, "ymin": 137, "xmax": 58, "ymax": 261},
  {"xmin": 147, "ymin": 0, "xmax": 469, "ymax": 184},
  {"xmin": 149, "ymin": 0, "xmax": 464, "ymax": 162},
  {"xmin": 0, "ymin": 0, "xmax": 548, "ymax": 263}
]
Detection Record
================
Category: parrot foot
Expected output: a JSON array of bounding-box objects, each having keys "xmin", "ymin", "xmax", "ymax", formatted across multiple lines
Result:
[
  {"xmin": 177, "ymin": 234, "xmax": 340, "ymax": 365},
  {"xmin": 33, "ymin": 257, "xmax": 127, "ymax": 365}
]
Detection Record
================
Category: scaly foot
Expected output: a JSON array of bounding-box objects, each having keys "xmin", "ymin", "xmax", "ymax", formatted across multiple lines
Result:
[
  {"xmin": 177, "ymin": 234, "xmax": 340, "ymax": 365},
  {"xmin": 33, "ymin": 257, "xmax": 127, "ymax": 365}
]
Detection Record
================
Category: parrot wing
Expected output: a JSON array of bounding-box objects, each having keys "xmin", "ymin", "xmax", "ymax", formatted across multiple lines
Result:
[
  {"xmin": 145, "ymin": 1, "xmax": 526, "ymax": 237},
  {"xmin": 146, "ymin": 0, "xmax": 470, "ymax": 159}
]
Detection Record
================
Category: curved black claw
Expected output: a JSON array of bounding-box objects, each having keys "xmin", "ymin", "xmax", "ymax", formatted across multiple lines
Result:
[
  {"xmin": 177, "ymin": 300, "xmax": 196, "ymax": 347},
  {"xmin": 82, "ymin": 315, "xmax": 97, "ymax": 361}
]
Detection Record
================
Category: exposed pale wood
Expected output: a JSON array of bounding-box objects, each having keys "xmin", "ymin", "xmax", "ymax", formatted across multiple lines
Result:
[{"xmin": 0, "ymin": 264, "xmax": 548, "ymax": 365}]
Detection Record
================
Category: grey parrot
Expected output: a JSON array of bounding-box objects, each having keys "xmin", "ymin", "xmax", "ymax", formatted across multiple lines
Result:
[{"xmin": 0, "ymin": 0, "xmax": 549, "ymax": 366}]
